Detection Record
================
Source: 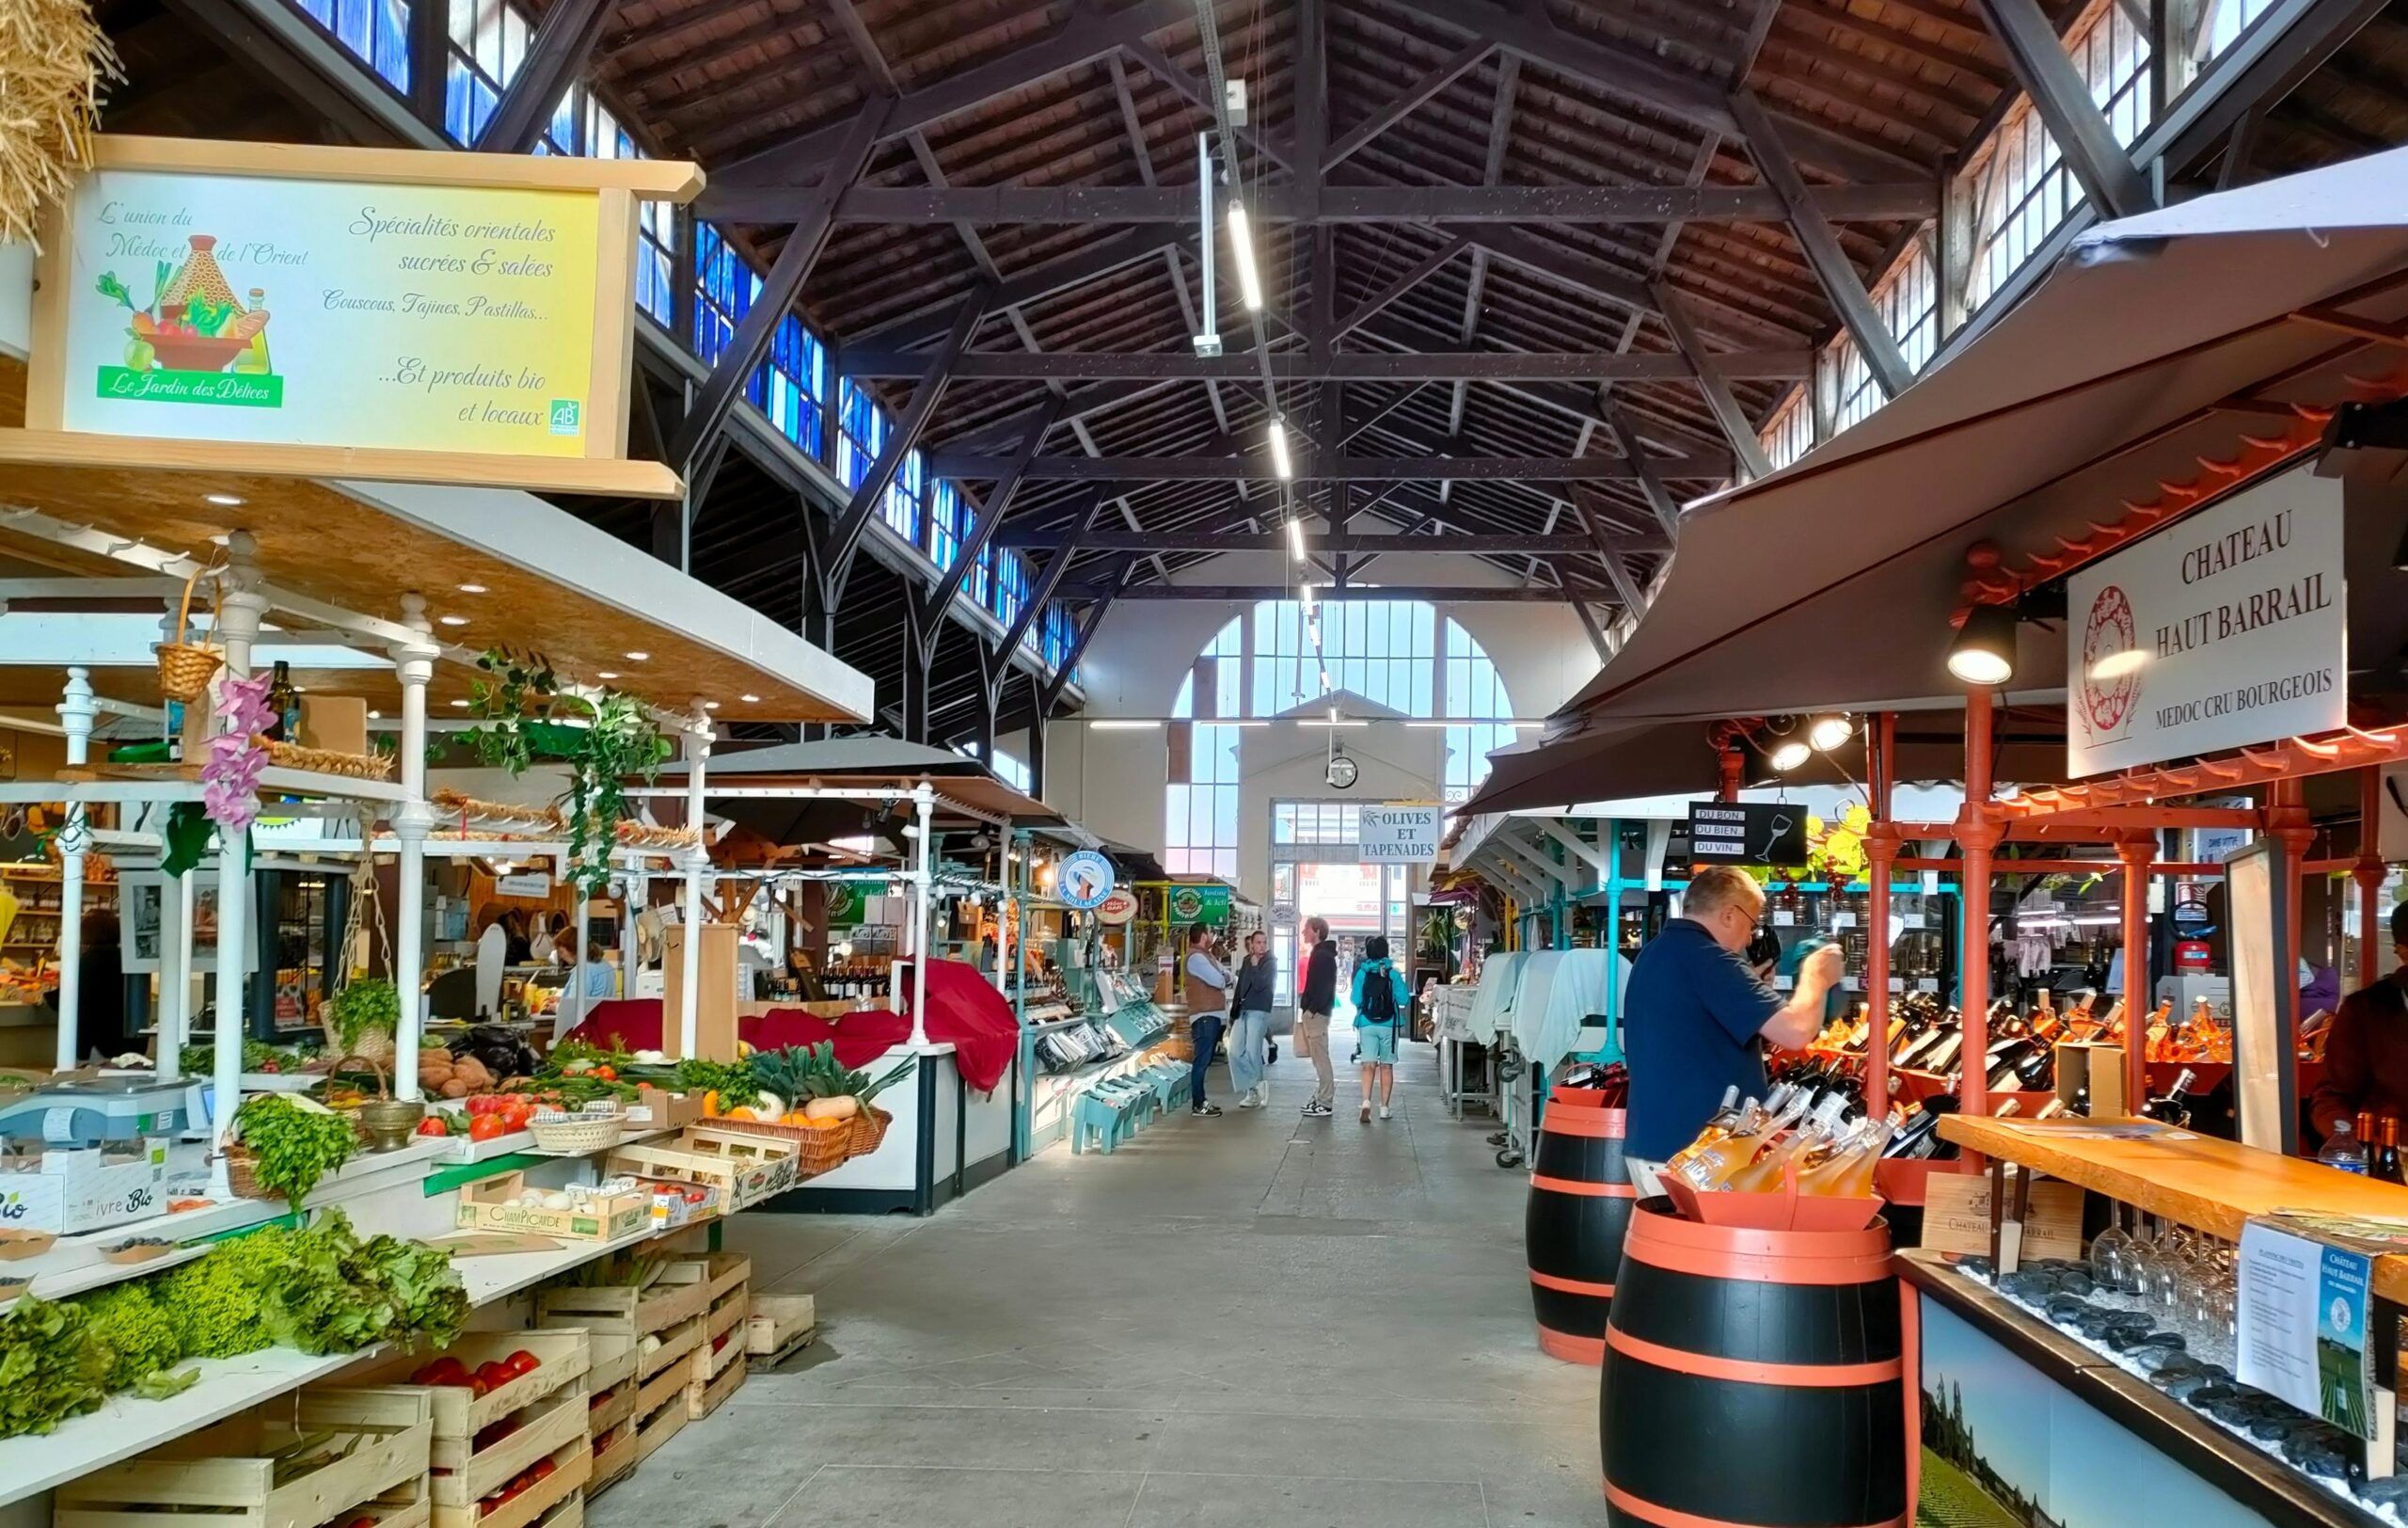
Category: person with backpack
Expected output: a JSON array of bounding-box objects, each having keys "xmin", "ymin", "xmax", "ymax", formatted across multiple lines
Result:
[{"xmin": 1350, "ymin": 934, "xmax": 1410, "ymax": 1122}]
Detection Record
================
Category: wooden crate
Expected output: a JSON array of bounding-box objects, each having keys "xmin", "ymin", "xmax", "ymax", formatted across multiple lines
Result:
[
  {"xmin": 530, "ymin": 1491, "xmax": 582, "ymax": 1528},
  {"xmin": 348, "ymin": 1473, "xmax": 433, "ymax": 1528},
  {"xmin": 695, "ymin": 1251, "xmax": 750, "ymax": 1306},
  {"xmin": 430, "ymin": 1436, "xmax": 589, "ymax": 1528},
  {"xmin": 535, "ymin": 1260, "xmax": 711, "ymax": 1340},
  {"xmin": 745, "ymin": 1294, "xmax": 816, "ymax": 1364},
  {"xmin": 629, "ymin": 1389, "xmax": 687, "ymax": 1467},
  {"xmin": 585, "ymin": 1422, "xmax": 640, "ymax": 1500},
  {"xmin": 607, "ymin": 1130, "xmax": 802, "ymax": 1210},
  {"xmin": 585, "ymin": 1369, "xmax": 638, "ymax": 1439},
  {"xmin": 57, "ymin": 1389, "xmax": 432, "ymax": 1528},
  {"xmin": 638, "ymin": 1311, "xmax": 705, "ymax": 1384},
  {"xmin": 633, "ymin": 1348, "xmax": 691, "ymax": 1423},
  {"xmin": 686, "ymin": 1353, "xmax": 746, "ymax": 1421},
  {"xmin": 347, "ymin": 1330, "xmax": 592, "ymax": 1441},
  {"xmin": 586, "ymin": 1330, "xmax": 637, "ymax": 1393},
  {"xmin": 426, "ymin": 1388, "xmax": 588, "ymax": 1510}
]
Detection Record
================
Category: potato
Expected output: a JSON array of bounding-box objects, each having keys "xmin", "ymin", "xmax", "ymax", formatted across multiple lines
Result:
[{"xmin": 439, "ymin": 1077, "xmax": 470, "ymax": 1099}]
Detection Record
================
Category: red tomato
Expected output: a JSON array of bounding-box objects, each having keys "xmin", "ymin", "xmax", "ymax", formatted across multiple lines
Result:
[
  {"xmin": 467, "ymin": 1375, "xmax": 490, "ymax": 1398},
  {"xmin": 416, "ymin": 1117, "xmax": 449, "ymax": 1139},
  {"xmin": 529, "ymin": 1458, "xmax": 557, "ymax": 1482},
  {"xmin": 467, "ymin": 1115, "xmax": 507, "ymax": 1142},
  {"xmin": 475, "ymin": 1361, "xmax": 515, "ymax": 1391},
  {"xmin": 505, "ymin": 1348, "xmax": 541, "ymax": 1377},
  {"xmin": 420, "ymin": 1356, "xmax": 471, "ymax": 1386},
  {"xmin": 500, "ymin": 1105, "xmax": 533, "ymax": 1133},
  {"xmin": 592, "ymin": 1065, "xmax": 616, "ymax": 1082}
]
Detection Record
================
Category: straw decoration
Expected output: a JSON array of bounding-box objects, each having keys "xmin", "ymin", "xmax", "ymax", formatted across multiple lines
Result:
[{"xmin": 0, "ymin": 0, "xmax": 120, "ymax": 248}]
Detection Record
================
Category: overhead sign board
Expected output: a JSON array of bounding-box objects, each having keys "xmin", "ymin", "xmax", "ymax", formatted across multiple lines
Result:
[
  {"xmin": 1687, "ymin": 801, "xmax": 1806, "ymax": 867},
  {"xmin": 4, "ymin": 137, "xmax": 700, "ymax": 498},
  {"xmin": 2067, "ymin": 469, "xmax": 2345, "ymax": 777},
  {"xmin": 1055, "ymin": 849, "xmax": 1116, "ymax": 910},
  {"xmin": 1166, "ymin": 883, "xmax": 1231, "ymax": 926},
  {"xmin": 1358, "ymin": 803, "xmax": 1443, "ymax": 863},
  {"xmin": 1093, "ymin": 887, "xmax": 1138, "ymax": 926}
]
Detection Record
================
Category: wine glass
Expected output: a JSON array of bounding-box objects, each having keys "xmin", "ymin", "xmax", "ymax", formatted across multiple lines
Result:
[{"xmin": 2089, "ymin": 1201, "xmax": 2133, "ymax": 1294}]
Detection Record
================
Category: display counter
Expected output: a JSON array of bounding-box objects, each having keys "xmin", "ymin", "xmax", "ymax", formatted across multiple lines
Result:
[
  {"xmin": 1905, "ymin": 1116, "xmax": 2408, "ymax": 1527},
  {"xmin": 760, "ymin": 1042, "xmax": 1018, "ymax": 1216}
]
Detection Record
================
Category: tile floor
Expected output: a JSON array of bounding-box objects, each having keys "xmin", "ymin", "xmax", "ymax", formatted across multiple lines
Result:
[{"xmin": 592, "ymin": 1046, "xmax": 1603, "ymax": 1527}]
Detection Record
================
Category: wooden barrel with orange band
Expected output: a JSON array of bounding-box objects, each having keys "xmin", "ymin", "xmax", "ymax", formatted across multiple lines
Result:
[
  {"xmin": 1599, "ymin": 1200, "xmax": 1905, "ymax": 1528},
  {"xmin": 1524, "ymin": 1084, "xmax": 1635, "ymax": 1364}
]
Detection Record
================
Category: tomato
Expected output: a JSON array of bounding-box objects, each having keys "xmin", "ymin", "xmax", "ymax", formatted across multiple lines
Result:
[
  {"xmin": 592, "ymin": 1065, "xmax": 616, "ymax": 1082},
  {"xmin": 419, "ymin": 1356, "xmax": 471, "ymax": 1386},
  {"xmin": 344, "ymin": 1517, "xmax": 374, "ymax": 1528},
  {"xmin": 467, "ymin": 1115, "xmax": 507, "ymax": 1142},
  {"xmin": 467, "ymin": 1375, "xmax": 490, "ymax": 1398},
  {"xmin": 475, "ymin": 1361, "xmax": 515, "ymax": 1392},
  {"xmin": 682, "ymin": 1186, "xmax": 708, "ymax": 1204},
  {"xmin": 505, "ymin": 1348, "xmax": 541, "ymax": 1377},
  {"xmin": 416, "ymin": 1117, "xmax": 450, "ymax": 1139},
  {"xmin": 529, "ymin": 1458, "xmax": 557, "ymax": 1482},
  {"xmin": 500, "ymin": 1105, "xmax": 533, "ymax": 1133}
]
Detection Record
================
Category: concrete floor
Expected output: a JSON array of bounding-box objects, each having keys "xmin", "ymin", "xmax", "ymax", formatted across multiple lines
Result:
[{"xmin": 593, "ymin": 1045, "xmax": 1603, "ymax": 1528}]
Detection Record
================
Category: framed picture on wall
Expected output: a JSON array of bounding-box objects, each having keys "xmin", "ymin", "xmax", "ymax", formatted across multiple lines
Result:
[{"xmin": 118, "ymin": 871, "xmax": 224, "ymax": 975}]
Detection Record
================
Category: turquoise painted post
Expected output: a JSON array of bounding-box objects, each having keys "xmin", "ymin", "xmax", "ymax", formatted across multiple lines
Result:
[{"xmin": 1012, "ymin": 830, "xmax": 1033, "ymax": 1160}]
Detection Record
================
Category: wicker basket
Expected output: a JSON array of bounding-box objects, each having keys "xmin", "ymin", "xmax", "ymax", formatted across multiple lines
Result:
[
  {"xmin": 844, "ymin": 1106, "xmax": 893, "ymax": 1160},
  {"xmin": 704, "ymin": 1114, "xmax": 854, "ymax": 1176},
  {"xmin": 259, "ymin": 739, "xmax": 397, "ymax": 780},
  {"xmin": 157, "ymin": 564, "xmax": 222, "ymax": 702},
  {"xmin": 529, "ymin": 1108, "xmax": 624, "ymax": 1154}
]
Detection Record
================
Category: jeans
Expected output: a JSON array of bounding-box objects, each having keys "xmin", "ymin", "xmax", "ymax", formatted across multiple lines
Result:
[
  {"xmin": 1228, "ymin": 1010, "xmax": 1269, "ymax": 1096},
  {"xmin": 1189, "ymin": 1013, "xmax": 1225, "ymax": 1107}
]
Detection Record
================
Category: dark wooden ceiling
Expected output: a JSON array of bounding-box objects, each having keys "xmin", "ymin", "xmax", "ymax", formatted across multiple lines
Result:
[{"xmin": 85, "ymin": 0, "xmax": 2408, "ymax": 748}]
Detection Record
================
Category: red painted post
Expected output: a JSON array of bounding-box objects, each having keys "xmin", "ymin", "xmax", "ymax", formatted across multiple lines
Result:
[
  {"xmin": 1864, "ymin": 713, "xmax": 1896, "ymax": 1118},
  {"xmin": 1959, "ymin": 690, "xmax": 1997, "ymax": 1123},
  {"xmin": 2116, "ymin": 834, "xmax": 2155, "ymax": 1112}
]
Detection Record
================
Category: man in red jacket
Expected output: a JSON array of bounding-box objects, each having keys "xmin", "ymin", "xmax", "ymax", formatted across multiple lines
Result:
[{"xmin": 2308, "ymin": 902, "xmax": 2408, "ymax": 1143}]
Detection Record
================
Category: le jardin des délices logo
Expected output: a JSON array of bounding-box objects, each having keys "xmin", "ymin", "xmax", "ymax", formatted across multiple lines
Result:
[{"xmin": 95, "ymin": 234, "xmax": 281, "ymax": 408}]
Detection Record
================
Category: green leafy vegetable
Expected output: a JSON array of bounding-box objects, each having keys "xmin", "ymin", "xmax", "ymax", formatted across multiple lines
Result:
[
  {"xmin": 326, "ymin": 979, "xmax": 400, "ymax": 1054},
  {"xmin": 233, "ymin": 1094, "xmax": 357, "ymax": 1210},
  {"xmin": 134, "ymin": 1366, "xmax": 198, "ymax": 1400},
  {"xmin": 0, "ymin": 1296, "xmax": 109, "ymax": 1439},
  {"xmin": 673, "ymin": 1057, "xmax": 758, "ymax": 1112},
  {"xmin": 155, "ymin": 1213, "xmax": 465, "ymax": 1361},
  {"xmin": 75, "ymin": 1281, "xmax": 182, "ymax": 1392},
  {"xmin": 157, "ymin": 1223, "xmax": 293, "ymax": 1358}
]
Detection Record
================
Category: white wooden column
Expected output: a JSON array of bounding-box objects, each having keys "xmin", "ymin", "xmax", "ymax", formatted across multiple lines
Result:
[
  {"xmin": 53, "ymin": 667, "xmax": 95, "ymax": 1068},
  {"xmin": 909, "ymin": 782, "xmax": 933, "ymax": 1047},
  {"xmin": 389, "ymin": 594, "xmax": 437, "ymax": 1100},
  {"xmin": 677, "ymin": 707, "xmax": 711, "ymax": 1058},
  {"xmin": 210, "ymin": 538, "xmax": 266, "ymax": 1183}
]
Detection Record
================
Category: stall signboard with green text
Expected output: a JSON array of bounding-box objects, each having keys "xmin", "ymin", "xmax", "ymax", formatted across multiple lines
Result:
[{"xmin": 1166, "ymin": 884, "xmax": 1231, "ymax": 927}]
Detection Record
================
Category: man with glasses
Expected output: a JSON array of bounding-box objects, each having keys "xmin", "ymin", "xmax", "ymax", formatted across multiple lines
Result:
[{"xmin": 1622, "ymin": 865, "xmax": 1844, "ymax": 1195}]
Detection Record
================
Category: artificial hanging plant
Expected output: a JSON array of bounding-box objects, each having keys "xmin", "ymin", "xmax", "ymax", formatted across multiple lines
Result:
[{"xmin": 463, "ymin": 646, "xmax": 671, "ymax": 896}]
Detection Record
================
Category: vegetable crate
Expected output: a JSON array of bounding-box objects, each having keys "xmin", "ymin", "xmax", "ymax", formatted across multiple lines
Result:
[
  {"xmin": 56, "ymin": 1388, "xmax": 433, "ymax": 1528},
  {"xmin": 628, "ymin": 1382, "xmax": 687, "ymax": 1470},
  {"xmin": 533, "ymin": 1258, "xmax": 713, "ymax": 1349},
  {"xmin": 746, "ymin": 1294, "xmax": 816, "ymax": 1367},
  {"xmin": 580, "ymin": 1334, "xmax": 642, "ymax": 1502},
  {"xmin": 606, "ymin": 1128, "xmax": 801, "ymax": 1210},
  {"xmin": 456, "ymin": 1173, "xmax": 651, "ymax": 1243},
  {"xmin": 331, "ymin": 1329, "xmax": 592, "ymax": 1528},
  {"xmin": 687, "ymin": 1253, "xmax": 751, "ymax": 1419}
]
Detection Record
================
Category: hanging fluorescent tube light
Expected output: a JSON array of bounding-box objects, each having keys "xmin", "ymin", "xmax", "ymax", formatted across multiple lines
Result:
[
  {"xmin": 1299, "ymin": 581, "xmax": 1316, "ymax": 613},
  {"xmin": 1287, "ymin": 519, "xmax": 1308, "ymax": 564},
  {"xmin": 1268, "ymin": 417, "xmax": 1294, "ymax": 482},
  {"xmin": 1227, "ymin": 202, "xmax": 1263, "ymax": 311}
]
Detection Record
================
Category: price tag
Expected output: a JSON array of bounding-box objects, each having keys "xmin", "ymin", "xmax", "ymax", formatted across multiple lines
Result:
[
  {"xmin": 1888, "ymin": 978, "xmax": 1904, "ymax": 993},
  {"xmin": 1918, "ymin": 978, "xmax": 1940, "ymax": 993},
  {"xmin": 1772, "ymin": 910, "xmax": 1796, "ymax": 927},
  {"xmin": 1907, "ymin": 913, "xmax": 1928, "ymax": 929},
  {"xmin": 1831, "ymin": 912, "xmax": 1858, "ymax": 929},
  {"xmin": 1841, "ymin": 975, "xmax": 1859, "ymax": 991}
]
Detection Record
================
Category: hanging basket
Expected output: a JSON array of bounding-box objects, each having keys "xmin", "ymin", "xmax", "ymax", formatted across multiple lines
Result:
[{"xmin": 156, "ymin": 564, "xmax": 222, "ymax": 702}]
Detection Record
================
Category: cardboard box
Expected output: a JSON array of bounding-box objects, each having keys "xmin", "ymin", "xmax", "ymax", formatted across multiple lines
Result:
[
  {"xmin": 0, "ymin": 1137, "xmax": 169, "ymax": 1234},
  {"xmin": 453, "ymin": 1171, "xmax": 649, "ymax": 1242},
  {"xmin": 299, "ymin": 694, "xmax": 370, "ymax": 757},
  {"xmin": 624, "ymin": 1085, "xmax": 701, "ymax": 1132}
]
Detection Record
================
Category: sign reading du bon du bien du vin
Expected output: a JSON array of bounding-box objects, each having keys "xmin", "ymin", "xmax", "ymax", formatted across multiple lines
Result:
[{"xmin": 2066, "ymin": 469, "xmax": 2345, "ymax": 778}]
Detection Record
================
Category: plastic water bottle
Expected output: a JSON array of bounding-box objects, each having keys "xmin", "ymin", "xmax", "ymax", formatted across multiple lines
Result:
[{"xmin": 2320, "ymin": 1116, "xmax": 2368, "ymax": 1174}]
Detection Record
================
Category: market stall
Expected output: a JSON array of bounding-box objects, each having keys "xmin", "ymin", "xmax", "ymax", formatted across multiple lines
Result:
[
  {"xmin": 0, "ymin": 131, "xmax": 884, "ymax": 1528},
  {"xmin": 1571, "ymin": 148, "xmax": 2408, "ymax": 1527}
]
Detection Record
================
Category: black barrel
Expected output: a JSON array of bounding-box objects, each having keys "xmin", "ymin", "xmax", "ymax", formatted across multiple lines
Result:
[
  {"xmin": 1524, "ymin": 1084, "xmax": 1634, "ymax": 1364},
  {"xmin": 1600, "ymin": 1199, "xmax": 1905, "ymax": 1527}
]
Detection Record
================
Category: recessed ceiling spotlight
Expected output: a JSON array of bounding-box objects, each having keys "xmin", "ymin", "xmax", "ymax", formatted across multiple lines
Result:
[
  {"xmin": 740, "ymin": 692, "xmax": 760, "ymax": 703},
  {"xmin": 203, "ymin": 492, "xmax": 246, "ymax": 508},
  {"xmin": 456, "ymin": 582, "xmax": 487, "ymax": 595},
  {"xmin": 597, "ymin": 671, "xmax": 619, "ymax": 680},
  {"xmin": 437, "ymin": 614, "xmax": 468, "ymax": 627},
  {"xmin": 625, "ymin": 650, "xmax": 650, "ymax": 661},
  {"xmin": 448, "ymin": 698, "xmax": 470, "ymax": 708},
  {"xmin": 703, "ymin": 700, "xmax": 721, "ymax": 710}
]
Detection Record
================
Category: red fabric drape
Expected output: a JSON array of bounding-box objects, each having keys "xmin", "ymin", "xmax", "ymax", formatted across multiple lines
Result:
[{"xmin": 568, "ymin": 958, "xmax": 1020, "ymax": 1091}]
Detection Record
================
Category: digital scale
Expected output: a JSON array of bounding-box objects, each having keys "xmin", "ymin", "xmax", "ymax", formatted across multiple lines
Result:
[{"xmin": 0, "ymin": 1074, "xmax": 209, "ymax": 1147}]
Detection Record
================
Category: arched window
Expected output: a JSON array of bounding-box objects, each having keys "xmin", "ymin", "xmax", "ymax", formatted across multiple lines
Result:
[{"xmin": 1161, "ymin": 602, "xmax": 1516, "ymax": 873}]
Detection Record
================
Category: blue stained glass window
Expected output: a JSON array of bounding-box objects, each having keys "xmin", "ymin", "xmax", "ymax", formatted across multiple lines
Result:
[
  {"xmin": 836, "ymin": 381, "xmax": 882, "ymax": 491},
  {"xmin": 751, "ymin": 315, "xmax": 824, "ymax": 457},
  {"xmin": 293, "ymin": 0, "xmax": 411, "ymax": 92},
  {"xmin": 692, "ymin": 223, "xmax": 759, "ymax": 368},
  {"xmin": 885, "ymin": 449, "xmax": 925, "ymax": 548},
  {"xmin": 930, "ymin": 482, "xmax": 965, "ymax": 571}
]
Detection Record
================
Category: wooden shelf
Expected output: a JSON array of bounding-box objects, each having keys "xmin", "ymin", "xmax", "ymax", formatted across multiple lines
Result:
[{"xmin": 1940, "ymin": 1114, "xmax": 2408, "ymax": 1300}]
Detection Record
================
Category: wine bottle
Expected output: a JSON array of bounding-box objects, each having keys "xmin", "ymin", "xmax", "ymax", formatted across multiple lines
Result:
[
  {"xmin": 2144, "ymin": 1067, "xmax": 2199, "ymax": 1127},
  {"xmin": 265, "ymin": 661, "xmax": 299, "ymax": 742},
  {"xmin": 2361, "ymin": 1111, "xmax": 2382, "ymax": 1177},
  {"xmin": 2382, "ymin": 1117, "xmax": 2404, "ymax": 1186}
]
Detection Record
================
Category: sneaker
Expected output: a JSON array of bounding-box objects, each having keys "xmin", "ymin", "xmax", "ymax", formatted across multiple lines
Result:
[
  {"xmin": 1379, "ymin": 1106, "xmax": 1391, "ymax": 1121},
  {"xmin": 1236, "ymin": 1091, "xmax": 1260, "ymax": 1109},
  {"xmin": 1192, "ymin": 1103, "xmax": 1223, "ymax": 1118},
  {"xmin": 1302, "ymin": 1101, "xmax": 1332, "ymax": 1118},
  {"xmin": 1359, "ymin": 1103, "xmax": 1371, "ymax": 1122}
]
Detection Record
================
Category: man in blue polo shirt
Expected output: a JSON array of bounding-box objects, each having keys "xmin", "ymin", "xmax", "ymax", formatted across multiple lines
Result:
[{"xmin": 1623, "ymin": 864, "xmax": 1844, "ymax": 1193}]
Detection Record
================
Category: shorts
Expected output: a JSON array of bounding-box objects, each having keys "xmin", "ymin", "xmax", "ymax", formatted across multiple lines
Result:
[{"xmin": 1354, "ymin": 1023, "xmax": 1398, "ymax": 1065}]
